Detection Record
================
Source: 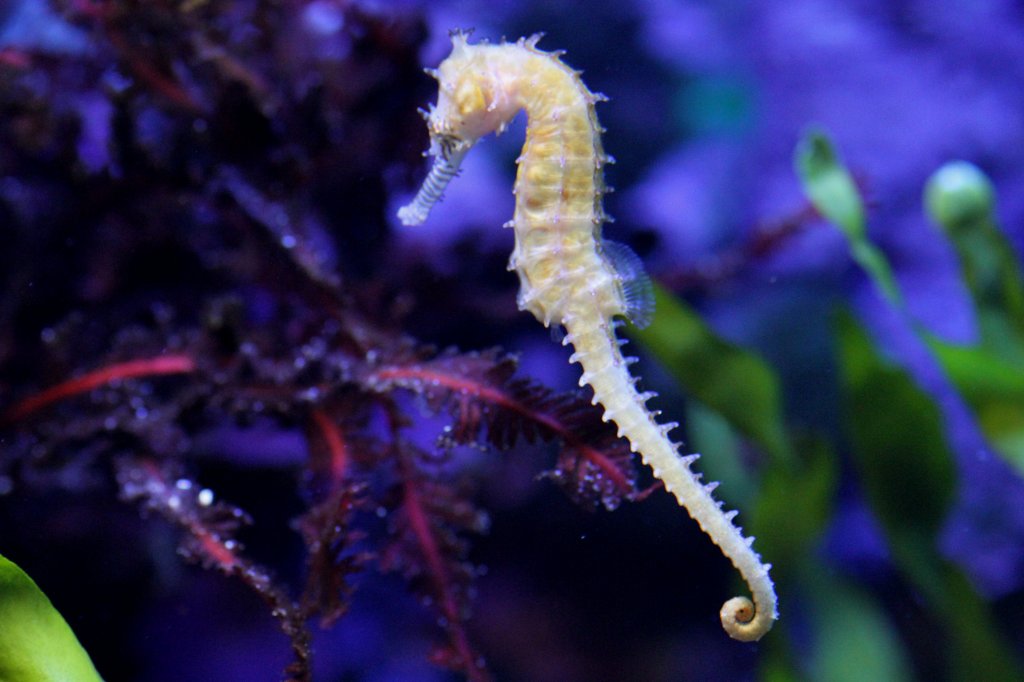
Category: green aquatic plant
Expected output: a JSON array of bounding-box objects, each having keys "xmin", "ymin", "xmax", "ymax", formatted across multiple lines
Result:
[
  {"xmin": 0, "ymin": 553, "xmax": 101, "ymax": 682},
  {"xmin": 794, "ymin": 128, "xmax": 1024, "ymax": 679},
  {"xmin": 797, "ymin": 130, "xmax": 1024, "ymax": 477},
  {"xmin": 925, "ymin": 162, "xmax": 1024, "ymax": 469}
]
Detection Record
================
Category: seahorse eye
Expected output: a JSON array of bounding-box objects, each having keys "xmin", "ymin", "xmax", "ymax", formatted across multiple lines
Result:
[{"xmin": 454, "ymin": 79, "xmax": 487, "ymax": 117}]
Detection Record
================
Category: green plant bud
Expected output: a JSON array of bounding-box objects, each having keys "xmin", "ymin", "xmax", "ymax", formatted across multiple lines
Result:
[{"xmin": 925, "ymin": 161, "xmax": 995, "ymax": 230}]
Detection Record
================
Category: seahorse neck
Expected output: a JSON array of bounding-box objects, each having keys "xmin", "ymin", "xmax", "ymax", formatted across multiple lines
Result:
[
  {"xmin": 509, "ymin": 51, "xmax": 603, "ymax": 191},
  {"xmin": 504, "ymin": 52, "xmax": 613, "ymax": 327}
]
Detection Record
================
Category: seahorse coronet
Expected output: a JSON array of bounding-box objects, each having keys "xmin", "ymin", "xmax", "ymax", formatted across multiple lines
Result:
[{"xmin": 398, "ymin": 31, "xmax": 778, "ymax": 641}]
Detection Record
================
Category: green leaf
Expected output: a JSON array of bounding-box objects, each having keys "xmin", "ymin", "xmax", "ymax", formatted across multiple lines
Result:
[
  {"xmin": 929, "ymin": 339, "xmax": 1024, "ymax": 475},
  {"xmin": 684, "ymin": 401, "xmax": 756, "ymax": 505},
  {"xmin": 795, "ymin": 128, "xmax": 902, "ymax": 306},
  {"xmin": 0, "ymin": 553, "xmax": 102, "ymax": 682},
  {"xmin": 629, "ymin": 283, "xmax": 792, "ymax": 465},
  {"xmin": 807, "ymin": 574, "xmax": 913, "ymax": 682},
  {"xmin": 837, "ymin": 313, "xmax": 1022, "ymax": 680},
  {"xmin": 751, "ymin": 440, "xmax": 896, "ymax": 682},
  {"xmin": 794, "ymin": 129, "xmax": 865, "ymax": 238},
  {"xmin": 751, "ymin": 435, "xmax": 837, "ymax": 577},
  {"xmin": 758, "ymin": 643, "xmax": 802, "ymax": 682},
  {"xmin": 838, "ymin": 313, "xmax": 954, "ymax": 540}
]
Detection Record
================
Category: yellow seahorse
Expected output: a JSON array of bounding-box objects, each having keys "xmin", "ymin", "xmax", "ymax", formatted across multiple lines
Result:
[{"xmin": 398, "ymin": 30, "xmax": 777, "ymax": 642}]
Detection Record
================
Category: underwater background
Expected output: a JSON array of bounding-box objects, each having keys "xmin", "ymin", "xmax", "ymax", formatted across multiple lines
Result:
[{"xmin": 1, "ymin": 1, "xmax": 1023, "ymax": 680}]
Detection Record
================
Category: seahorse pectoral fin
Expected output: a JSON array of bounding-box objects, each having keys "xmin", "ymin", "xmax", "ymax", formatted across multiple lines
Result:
[
  {"xmin": 601, "ymin": 240, "xmax": 656, "ymax": 328},
  {"xmin": 397, "ymin": 139, "xmax": 472, "ymax": 226}
]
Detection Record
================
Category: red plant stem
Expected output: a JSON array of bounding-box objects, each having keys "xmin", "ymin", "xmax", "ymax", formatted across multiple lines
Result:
[
  {"xmin": 310, "ymin": 408, "xmax": 349, "ymax": 492},
  {"xmin": 5, "ymin": 354, "xmax": 196, "ymax": 422},
  {"xmin": 69, "ymin": 0, "xmax": 111, "ymax": 20},
  {"xmin": 138, "ymin": 459, "xmax": 240, "ymax": 572},
  {"xmin": 373, "ymin": 366, "xmax": 634, "ymax": 495},
  {"xmin": 70, "ymin": 0, "xmax": 202, "ymax": 112},
  {"xmin": 105, "ymin": 31, "xmax": 205, "ymax": 115},
  {"xmin": 397, "ymin": 455, "xmax": 489, "ymax": 682},
  {"xmin": 658, "ymin": 201, "xmax": 821, "ymax": 292},
  {"xmin": 132, "ymin": 458, "xmax": 310, "ymax": 678},
  {"xmin": 0, "ymin": 48, "xmax": 31, "ymax": 68},
  {"xmin": 196, "ymin": 530, "xmax": 241, "ymax": 571}
]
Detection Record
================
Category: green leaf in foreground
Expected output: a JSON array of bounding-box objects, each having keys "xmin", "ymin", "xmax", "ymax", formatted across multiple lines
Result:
[
  {"xmin": 751, "ymin": 435, "xmax": 836, "ymax": 577},
  {"xmin": 0, "ymin": 553, "xmax": 102, "ymax": 682},
  {"xmin": 628, "ymin": 283, "xmax": 791, "ymax": 465},
  {"xmin": 684, "ymin": 401, "xmax": 756, "ymax": 505},
  {"xmin": 837, "ymin": 313, "xmax": 1022, "ymax": 681},
  {"xmin": 806, "ymin": 573, "xmax": 913, "ymax": 682},
  {"xmin": 838, "ymin": 314, "xmax": 954, "ymax": 542},
  {"xmin": 929, "ymin": 339, "xmax": 1024, "ymax": 476},
  {"xmin": 795, "ymin": 128, "xmax": 902, "ymax": 306},
  {"xmin": 750, "ymin": 435, "xmax": 900, "ymax": 682}
]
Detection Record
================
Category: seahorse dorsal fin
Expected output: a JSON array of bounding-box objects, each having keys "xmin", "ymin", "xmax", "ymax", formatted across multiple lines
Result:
[{"xmin": 602, "ymin": 240, "xmax": 655, "ymax": 328}]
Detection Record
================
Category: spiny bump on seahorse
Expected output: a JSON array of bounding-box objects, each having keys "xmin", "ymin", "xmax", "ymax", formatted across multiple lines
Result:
[{"xmin": 398, "ymin": 28, "xmax": 777, "ymax": 642}]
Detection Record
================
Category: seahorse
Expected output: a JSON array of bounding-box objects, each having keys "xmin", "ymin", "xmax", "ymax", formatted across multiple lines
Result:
[{"xmin": 398, "ymin": 30, "xmax": 777, "ymax": 642}]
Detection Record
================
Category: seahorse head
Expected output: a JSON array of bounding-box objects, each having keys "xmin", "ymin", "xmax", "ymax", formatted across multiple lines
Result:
[
  {"xmin": 426, "ymin": 31, "xmax": 520, "ymax": 150},
  {"xmin": 398, "ymin": 31, "xmax": 521, "ymax": 226}
]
